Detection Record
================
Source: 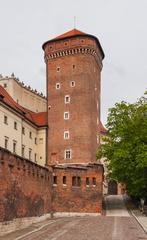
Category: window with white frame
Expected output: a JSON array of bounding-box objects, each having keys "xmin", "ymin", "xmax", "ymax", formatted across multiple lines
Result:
[
  {"xmin": 64, "ymin": 131, "xmax": 69, "ymax": 139},
  {"xmin": 29, "ymin": 148, "xmax": 32, "ymax": 160},
  {"xmin": 4, "ymin": 115, "xmax": 8, "ymax": 124},
  {"xmin": 14, "ymin": 121, "xmax": 17, "ymax": 130},
  {"xmin": 22, "ymin": 145, "xmax": 25, "ymax": 157},
  {"xmin": 65, "ymin": 95, "xmax": 70, "ymax": 104},
  {"xmin": 70, "ymin": 81, "xmax": 75, "ymax": 87},
  {"xmin": 64, "ymin": 112, "xmax": 69, "ymax": 120},
  {"xmin": 56, "ymin": 83, "xmax": 60, "ymax": 89},
  {"xmin": 64, "ymin": 149, "xmax": 71, "ymax": 159},
  {"xmin": 13, "ymin": 140, "xmax": 17, "ymax": 153},
  {"xmin": 4, "ymin": 137, "xmax": 8, "ymax": 149}
]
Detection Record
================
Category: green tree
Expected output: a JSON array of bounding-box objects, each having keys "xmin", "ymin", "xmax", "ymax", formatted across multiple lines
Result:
[{"xmin": 97, "ymin": 93, "xmax": 147, "ymax": 199}]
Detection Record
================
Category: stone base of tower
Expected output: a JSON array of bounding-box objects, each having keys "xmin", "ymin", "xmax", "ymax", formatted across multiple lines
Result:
[{"xmin": 51, "ymin": 163, "xmax": 104, "ymax": 215}]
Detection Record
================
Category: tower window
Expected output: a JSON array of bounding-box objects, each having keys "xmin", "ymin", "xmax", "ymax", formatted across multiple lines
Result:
[
  {"xmin": 65, "ymin": 149, "xmax": 71, "ymax": 159},
  {"xmin": 64, "ymin": 131, "xmax": 69, "ymax": 139},
  {"xmin": 63, "ymin": 176, "xmax": 66, "ymax": 185},
  {"xmin": 73, "ymin": 64, "xmax": 76, "ymax": 69},
  {"xmin": 70, "ymin": 81, "xmax": 75, "ymax": 87},
  {"xmin": 65, "ymin": 95, "xmax": 70, "ymax": 104},
  {"xmin": 56, "ymin": 83, "xmax": 60, "ymax": 89},
  {"xmin": 64, "ymin": 112, "xmax": 69, "ymax": 120},
  {"xmin": 57, "ymin": 67, "xmax": 60, "ymax": 72},
  {"xmin": 35, "ymin": 137, "xmax": 37, "ymax": 144}
]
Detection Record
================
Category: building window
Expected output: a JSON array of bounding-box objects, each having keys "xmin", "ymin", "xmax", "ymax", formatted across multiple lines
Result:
[
  {"xmin": 64, "ymin": 131, "xmax": 69, "ymax": 139},
  {"xmin": 34, "ymin": 153, "xmax": 37, "ymax": 163},
  {"xmin": 70, "ymin": 81, "xmax": 75, "ymax": 87},
  {"xmin": 86, "ymin": 177, "xmax": 90, "ymax": 187},
  {"xmin": 92, "ymin": 177, "xmax": 96, "ymax": 186},
  {"xmin": 29, "ymin": 131, "xmax": 32, "ymax": 139},
  {"xmin": 13, "ymin": 141, "xmax": 17, "ymax": 154},
  {"xmin": 63, "ymin": 176, "xmax": 66, "ymax": 185},
  {"xmin": 56, "ymin": 83, "xmax": 60, "ymax": 89},
  {"xmin": 65, "ymin": 149, "xmax": 71, "ymax": 159},
  {"xmin": 14, "ymin": 121, "xmax": 17, "ymax": 130},
  {"xmin": 35, "ymin": 137, "xmax": 37, "ymax": 145},
  {"xmin": 4, "ymin": 137, "xmax": 8, "ymax": 149},
  {"xmin": 64, "ymin": 112, "xmax": 69, "ymax": 120},
  {"xmin": 22, "ymin": 127, "xmax": 25, "ymax": 135},
  {"xmin": 29, "ymin": 148, "xmax": 32, "ymax": 160},
  {"xmin": 72, "ymin": 176, "xmax": 76, "ymax": 186},
  {"xmin": 4, "ymin": 83, "xmax": 7, "ymax": 88},
  {"xmin": 4, "ymin": 115, "xmax": 8, "ymax": 124},
  {"xmin": 73, "ymin": 64, "xmax": 76, "ymax": 69},
  {"xmin": 53, "ymin": 176, "xmax": 57, "ymax": 185},
  {"xmin": 65, "ymin": 95, "xmax": 70, "ymax": 104},
  {"xmin": 57, "ymin": 67, "xmax": 60, "ymax": 72},
  {"xmin": 72, "ymin": 176, "xmax": 81, "ymax": 187},
  {"xmin": 22, "ymin": 145, "xmax": 25, "ymax": 157},
  {"xmin": 77, "ymin": 177, "xmax": 81, "ymax": 186}
]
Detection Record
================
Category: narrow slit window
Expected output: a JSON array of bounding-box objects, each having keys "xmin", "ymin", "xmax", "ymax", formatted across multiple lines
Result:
[
  {"xmin": 53, "ymin": 176, "xmax": 57, "ymax": 185},
  {"xmin": 63, "ymin": 176, "xmax": 66, "ymax": 185},
  {"xmin": 72, "ymin": 176, "xmax": 76, "ymax": 186},
  {"xmin": 93, "ymin": 177, "xmax": 96, "ymax": 186},
  {"xmin": 86, "ymin": 177, "xmax": 90, "ymax": 186}
]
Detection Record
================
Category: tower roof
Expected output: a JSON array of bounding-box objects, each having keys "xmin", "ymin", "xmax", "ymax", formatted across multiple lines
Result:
[
  {"xmin": 51, "ymin": 29, "xmax": 86, "ymax": 41},
  {"xmin": 42, "ymin": 28, "xmax": 104, "ymax": 59}
]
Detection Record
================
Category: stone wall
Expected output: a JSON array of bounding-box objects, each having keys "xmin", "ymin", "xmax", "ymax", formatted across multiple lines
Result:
[{"xmin": 0, "ymin": 147, "xmax": 52, "ymax": 222}]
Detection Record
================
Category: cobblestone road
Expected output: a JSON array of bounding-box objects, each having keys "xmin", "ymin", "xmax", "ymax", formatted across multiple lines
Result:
[{"xmin": 0, "ymin": 195, "xmax": 147, "ymax": 240}]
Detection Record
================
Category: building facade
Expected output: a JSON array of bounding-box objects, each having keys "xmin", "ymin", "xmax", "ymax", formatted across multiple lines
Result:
[{"xmin": 0, "ymin": 85, "xmax": 47, "ymax": 166}]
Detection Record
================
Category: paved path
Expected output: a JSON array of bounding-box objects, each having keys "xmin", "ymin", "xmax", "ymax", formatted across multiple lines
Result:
[
  {"xmin": 0, "ymin": 195, "xmax": 146, "ymax": 240},
  {"xmin": 105, "ymin": 195, "xmax": 130, "ymax": 217}
]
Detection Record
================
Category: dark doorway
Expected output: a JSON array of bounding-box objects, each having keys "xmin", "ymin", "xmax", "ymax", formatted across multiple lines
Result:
[{"xmin": 108, "ymin": 180, "xmax": 118, "ymax": 195}]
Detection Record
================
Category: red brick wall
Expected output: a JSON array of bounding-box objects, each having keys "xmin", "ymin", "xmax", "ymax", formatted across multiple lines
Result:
[
  {"xmin": 0, "ymin": 148, "xmax": 52, "ymax": 222},
  {"xmin": 52, "ymin": 164, "xmax": 103, "ymax": 214},
  {"xmin": 44, "ymin": 36, "xmax": 103, "ymax": 165}
]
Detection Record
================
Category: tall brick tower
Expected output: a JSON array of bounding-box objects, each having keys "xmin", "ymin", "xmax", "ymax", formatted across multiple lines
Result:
[{"xmin": 42, "ymin": 29, "xmax": 104, "ymax": 166}]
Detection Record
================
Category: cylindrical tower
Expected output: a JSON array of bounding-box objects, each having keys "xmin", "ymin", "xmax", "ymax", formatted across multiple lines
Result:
[{"xmin": 42, "ymin": 29, "xmax": 104, "ymax": 165}]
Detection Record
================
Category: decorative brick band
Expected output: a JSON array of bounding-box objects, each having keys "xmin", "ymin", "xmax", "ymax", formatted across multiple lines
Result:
[{"xmin": 44, "ymin": 47, "xmax": 102, "ymax": 69}]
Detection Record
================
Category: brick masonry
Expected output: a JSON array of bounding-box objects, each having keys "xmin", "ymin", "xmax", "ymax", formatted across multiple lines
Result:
[
  {"xmin": 43, "ymin": 34, "xmax": 103, "ymax": 165},
  {"xmin": 52, "ymin": 164, "xmax": 104, "ymax": 214},
  {"xmin": 0, "ymin": 147, "xmax": 52, "ymax": 222}
]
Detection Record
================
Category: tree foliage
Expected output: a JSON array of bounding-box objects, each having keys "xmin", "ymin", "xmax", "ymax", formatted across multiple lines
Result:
[{"xmin": 97, "ymin": 93, "xmax": 147, "ymax": 199}]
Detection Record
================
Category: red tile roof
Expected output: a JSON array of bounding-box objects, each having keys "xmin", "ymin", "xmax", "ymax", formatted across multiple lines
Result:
[
  {"xmin": 51, "ymin": 29, "xmax": 86, "ymax": 41},
  {"xmin": 99, "ymin": 121, "xmax": 108, "ymax": 134},
  {"xmin": 0, "ymin": 85, "xmax": 47, "ymax": 127}
]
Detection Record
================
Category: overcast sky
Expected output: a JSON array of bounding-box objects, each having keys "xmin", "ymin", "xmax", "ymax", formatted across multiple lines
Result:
[{"xmin": 0, "ymin": 0, "xmax": 146, "ymax": 124}]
